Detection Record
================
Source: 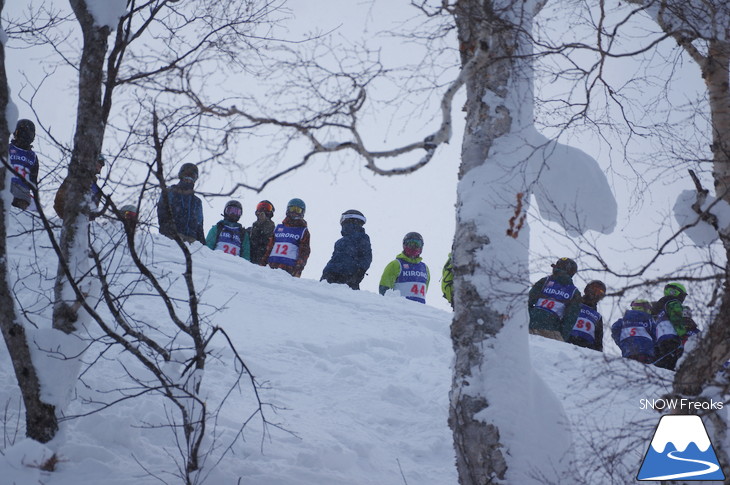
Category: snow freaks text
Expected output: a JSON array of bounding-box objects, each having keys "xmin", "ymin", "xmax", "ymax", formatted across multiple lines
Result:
[{"xmin": 640, "ymin": 398, "xmax": 724, "ymax": 411}]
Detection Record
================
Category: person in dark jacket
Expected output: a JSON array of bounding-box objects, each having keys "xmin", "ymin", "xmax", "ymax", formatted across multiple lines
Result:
[
  {"xmin": 611, "ymin": 299, "xmax": 655, "ymax": 363},
  {"xmin": 566, "ymin": 280, "xmax": 606, "ymax": 351},
  {"xmin": 157, "ymin": 163, "xmax": 205, "ymax": 244},
  {"xmin": 8, "ymin": 119, "xmax": 39, "ymax": 210},
  {"xmin": 528, "ymin": 257, "xmax": 582, "ymax": 342},
  {"xmin": 262, "ymin": 198, "xmax": 310, "ymax": 277},
  {"xmin": 651, "ymin": 282, "xmax": 688, "ymax": 371},
  {"xmin": 249, "ymin": 200, "xmax": 275, "ymax": 265},
  {"xmin": 55, "ymin": 154, "xmax": 107, "ymax": 220},
  {"xmin": 321, "ymin": 209, "xmax": 372, "ymax": 290}
]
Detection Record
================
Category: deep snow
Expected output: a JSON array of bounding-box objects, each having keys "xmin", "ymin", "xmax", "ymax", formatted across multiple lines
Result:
[{"xmin": 0, "ymin": 210, "xmax": 706, "ymax": 485}]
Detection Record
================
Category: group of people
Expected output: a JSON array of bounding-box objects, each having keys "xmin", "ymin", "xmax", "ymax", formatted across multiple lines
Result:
[
  {"xmin": 155, "ymin": 162, "xmax": 432, "ymax": 300},
  {"xmin": 7, "ymin": 120, "xmax": 434, "ymax": 303},
  {"xmin": 528, "ymin": 257, "xmax": 699, "ymax": 371}
]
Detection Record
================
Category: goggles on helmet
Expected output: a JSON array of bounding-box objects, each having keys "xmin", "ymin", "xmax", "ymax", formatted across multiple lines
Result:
[
  {"xmin": 288, "ymin": 206, "xmax": 304, "ymax": 214},
  {"xmin": 256, "ymin": 201, "xmax": 274, "ymax": 213},
  {"xmin": 225, "ymin": 205, "xmax": 243, "ymax": 218},
  {"xmin": 341, "ymin": 213, "xmax": 366, "ymax": 225},
  {"xmin": 404, "ymin": 239, "xmax": 423, "ymax": 250},
  {"xmin": 122, "ymin": 209, "xmax": 138, "ymax": 220}
]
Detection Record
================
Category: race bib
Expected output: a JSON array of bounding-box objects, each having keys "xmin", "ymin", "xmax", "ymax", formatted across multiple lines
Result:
[{"xmin": 536, "ymin": 298, "xmax": 566, "ymax": 318}]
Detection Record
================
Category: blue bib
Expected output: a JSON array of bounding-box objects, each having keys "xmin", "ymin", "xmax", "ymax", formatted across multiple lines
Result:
[
  {"xmin": 9, "ymin": 145, "xmax": 37, "ymax": 190},
  {"xmin": 534, "ymin": 277, "xmax": 577, "ymax": 318},
  {"xmin": 569, "ymin": 304, "xmax": 602, "ymax": 344},
  {"xmin": 268, "ymin": 225, "xmax": 307, "ymax": 265},
  {"xmin": 394, "ymin": 259, "xmax": 428, "ymax": 303},
  {"xmin": 215, "ymin": 224, "xmax": 244, "ymax": 256}
]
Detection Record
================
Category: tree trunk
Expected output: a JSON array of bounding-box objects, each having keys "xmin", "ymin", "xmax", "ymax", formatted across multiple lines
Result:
[
  {"xmin": 449, "ymin": 1, "xmax": 539, "ymax": 482},
  {"xmin": 53, "ymin": 0, "xmax": 112, "ymax": 333},
  {"xmin": 0, "ymin": 0, "xmax": 59, "ymax": 442}
]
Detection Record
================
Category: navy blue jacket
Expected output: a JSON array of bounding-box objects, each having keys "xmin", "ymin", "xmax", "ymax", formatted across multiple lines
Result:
[
  {"xmin": 157, "ymin": 182, "xmax": 205, "ymax": 244},
  {"xmin": 321, "ymin": 223, "xmax": 372, "ymax": 289}
]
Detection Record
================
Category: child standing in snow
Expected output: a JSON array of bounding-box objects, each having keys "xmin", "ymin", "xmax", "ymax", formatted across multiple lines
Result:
[
  {"xmin": 262, "ymin": 198, "xmax": 310, "ymax": 277},
  {"xmin": 611, "ymin": 299, "xmax": 656, "ymax": 364},
  {"xmin": 249, "ymin": 200, "xmax": 275, "ymax": 265},
  {"xmin": 528, "ymin": 257, "xmax": 582, "ymax": 342},
  {"xmin": 379, "ymin": 232, "xmax": 430, "ymax": 304},
  {"xmin": 566, "ymin": 280, "xmax": 606, "ymax": 351},
  {"xmin": 321, "ymin": 209, "xmax": 372, "ymax": 290},
  {"xmin": 206, "ymin": 200, "xmax": 251, "ymax": 260},
  {"xmin": 8, "ymin": 119, "xmax": 39, "ymax": 210}
]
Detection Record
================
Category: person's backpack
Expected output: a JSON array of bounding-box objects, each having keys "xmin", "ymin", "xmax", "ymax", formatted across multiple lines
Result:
[{"xmin": 441, "ymin": 253, "xmax": 454, "ymax": 307}]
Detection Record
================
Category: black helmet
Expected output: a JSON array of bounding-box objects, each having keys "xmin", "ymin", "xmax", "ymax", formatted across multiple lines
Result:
[
  {"xmin": 402, "ymin": 232, "xmax": 424, "ymax": 247},
  {"xmin": 584, "ymin": 280, "xmax": 606, "ymax": 301},
  {"xmin": 340, "ymin": 209, "xmax": 366, "ymax": 225},
  {"xmin": 256, "ymin": 200, "xmax": 275, "ymax": 214},
  {"xmin": 223, "ymin": 200, "xmax": 243, "ymax": 222},
  {"xmin": 552, "ymin": 257, "xmax": 577, "ymax": 277},
  {"xmin": 12, "ymin": 119, "xmax": 35, "ymax": 148},
  {"xmin": 178, "ymin": 163, "xmax": 198, "ymax": 182}
]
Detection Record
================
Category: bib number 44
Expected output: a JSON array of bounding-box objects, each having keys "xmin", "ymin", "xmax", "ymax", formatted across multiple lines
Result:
[{"xmin": 410, "ymin": 284, "xmax": 426, "ymax": 297}]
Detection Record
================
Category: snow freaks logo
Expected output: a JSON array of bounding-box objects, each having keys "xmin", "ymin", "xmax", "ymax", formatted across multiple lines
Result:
[{"xmin": 637, "ymin": 415, "xmax": 726, "ymax": 481}]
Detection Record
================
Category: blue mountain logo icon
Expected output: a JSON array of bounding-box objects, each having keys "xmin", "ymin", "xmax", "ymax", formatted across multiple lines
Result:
[{"xmin": 638, "ymin": 415, "xmax": 726, "ymax": 481}]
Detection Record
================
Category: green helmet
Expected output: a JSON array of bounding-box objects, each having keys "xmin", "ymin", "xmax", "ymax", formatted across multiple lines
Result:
[{"xmin": 664, "ymin": 282, "xmax": 687, "ymax": 299}]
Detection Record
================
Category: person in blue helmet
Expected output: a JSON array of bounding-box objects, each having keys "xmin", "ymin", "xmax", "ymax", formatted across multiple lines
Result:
[
  {"xmin": 566, "ymin": 280, "xmax": 606, "ymax": 351},
  {"xmin": 157, "ymin": 163, "xmax": 205, "ymax": 244},
  {"xmin": 379, "ymin": 232, "xmax": 430, "ymax": 303},
  {"xmin": 528, "ymin": 257, "xmax": 582, "ymax": 342},
  {"xmin": 263, "ymin": 198, "xmax": 310, "ymax": 277},
  {"xmin": 321, "ymin": 209, "xmax": 372, "ymax": 290},
  {"xmin": 651, "ymin": 282, "xmax": 688, "ymax": 371},
  {"xmin": 8, "ymin": 119, "xmax": 39, "ymax": 210},
  {"xmin": 206, "ymin": 200, "xmax": 251, "ymax": 260},
  {"xmin": 611, "ymin": 299, "xmax": 656, "ymax": 364}
]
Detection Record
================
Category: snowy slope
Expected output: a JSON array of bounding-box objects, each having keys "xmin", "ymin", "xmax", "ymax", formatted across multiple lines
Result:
[{"xmin": 0, "ymin": 211, "xmax": 683, "ymax": 484}]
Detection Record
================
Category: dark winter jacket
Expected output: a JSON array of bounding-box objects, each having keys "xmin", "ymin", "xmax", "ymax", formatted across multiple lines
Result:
[
  {"xmin": 250, "ymin": 218, "xmax": 275, "ymax": 265},
  {"xmin": 262, "ymin": 216, "xmax": 310, "ymax": 277},
  {"xmin": 205, "ymin": 220, "xmax": 251, "ymax": 261},
  {"xmin": 528, "ymin": 270, "xmax": 581, "ymax": 337},
  {"xmin": 157, "ymin": 181, "xmax": 205, "ymax": 244},
  {"xmin": 321, "ymin": 222, "xmax": 372, "ymax": 290},
  {"xmin": 566, "ymin": 298, "xmax": 604, "ymax": 352}
]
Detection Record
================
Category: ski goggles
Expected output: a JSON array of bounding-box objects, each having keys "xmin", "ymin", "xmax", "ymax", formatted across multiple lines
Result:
[
  {"xmin": 340, "ymin": 213, "xmax": 366, "ymax": 225},
  {"xmin": 287, "ymin": 206, "xmax": 304, "ymax": 214},
  {"xmin": 225, "ymin": 205, "xmax": 243, "ymax": 218},
  {"xmin": 256, "ymin": 201, "xmax": 274, "ymax": 213},
  {"xmin": 403, "ymin": 239, "xmax": 423, "ymax": 249}
]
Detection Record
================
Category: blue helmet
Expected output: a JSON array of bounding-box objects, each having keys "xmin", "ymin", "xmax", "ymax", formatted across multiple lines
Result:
[{"xmin": 286, "ymin": 198, "xmax": 306, "ymax": 218}]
